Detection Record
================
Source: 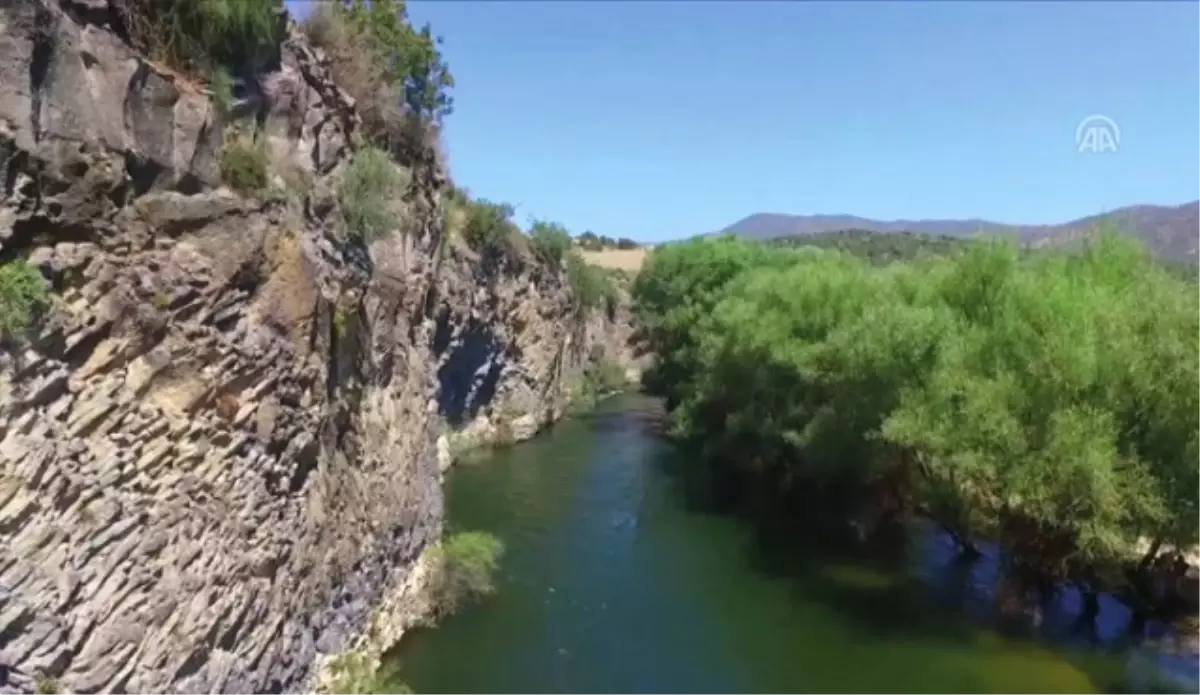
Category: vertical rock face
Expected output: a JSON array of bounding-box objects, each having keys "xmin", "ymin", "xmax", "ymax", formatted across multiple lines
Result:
[{"xmin": 0, "ymin": 2, "xmax": 634, "ymax": 693}]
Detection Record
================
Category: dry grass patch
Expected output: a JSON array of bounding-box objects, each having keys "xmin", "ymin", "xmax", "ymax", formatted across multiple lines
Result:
[{"xmin": 580, "ymin": 248, "xmax": 648, "ymax": 272}]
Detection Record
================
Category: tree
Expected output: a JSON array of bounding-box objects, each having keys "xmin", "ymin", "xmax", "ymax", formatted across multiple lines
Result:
[
  {"xmin": 341, "ymin": 0, "xmax": 454, "ymax": 123},
  {"xmin": 529, "ymin": 220, "xmax": 572, "ymax": 268},
  {"xmin": 630, "ymin": 231, "xmax": 1199, "ymax": 600}
]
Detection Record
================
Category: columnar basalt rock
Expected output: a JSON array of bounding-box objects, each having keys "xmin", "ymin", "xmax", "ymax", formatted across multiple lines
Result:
[{"xmin": 0, "ymin": 2, "xmax": 633, "ymax": 693}]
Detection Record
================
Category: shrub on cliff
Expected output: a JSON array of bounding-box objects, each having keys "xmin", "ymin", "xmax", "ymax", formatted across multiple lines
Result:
[
  {"xmin": 529, "ymin": 220, "xmax": 572, "ymax": 268},
  {"xmin": 304, "ymin": 0, "xmax": 453, "ymax": 159},
  {"xmin": 340, "ymin": 147, "xmax": 411, "ymax": 241},
  {"xmin": 325, "ymin": 652, "xmax": 412, "ymax": 695},
  {"xmin": 116, "ymin": 0, "xmax": 283, "ymax": 76},
  {"xmin": 218, "ymin": 132, "xmax": 269, "ymax": 195},
  {"xmin": 566, "ymin": 252, "xmax": 617, "ymax": 314},
  {"xmin": 0, "ymin": 261, "xmax": 50, "ymax": 343},
  {"xmin": 462, "ymin": 198, "xmax": 521, "ymax": 262},
  {"xmin": 568, "ymin": 354, "xmax": 629, "ymax": 413},
  {"xmin": 430, "ymin": 531, "xmax": 504, "ymax": 617}
]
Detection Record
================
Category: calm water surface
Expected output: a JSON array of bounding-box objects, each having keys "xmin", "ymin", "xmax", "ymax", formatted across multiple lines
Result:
[{"xmin": 388, "ymin": 394, "xmax": 1197, "ymax": 693}]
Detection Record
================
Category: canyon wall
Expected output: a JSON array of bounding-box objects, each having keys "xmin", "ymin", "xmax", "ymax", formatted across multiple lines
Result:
[{"xmin": 0, "ymin": 2, "xmax": 634, "ymax": 692}]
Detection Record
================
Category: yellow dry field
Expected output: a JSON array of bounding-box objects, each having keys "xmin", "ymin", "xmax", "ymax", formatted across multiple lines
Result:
[{"xmin": 580, "ymin": 248, "xmax": 650, "ymax": 272}]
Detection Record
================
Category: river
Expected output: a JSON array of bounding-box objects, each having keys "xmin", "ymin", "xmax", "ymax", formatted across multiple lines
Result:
[{"xmin": 386, "ymin": 394, "xmax": 1198, "ymax": 693}]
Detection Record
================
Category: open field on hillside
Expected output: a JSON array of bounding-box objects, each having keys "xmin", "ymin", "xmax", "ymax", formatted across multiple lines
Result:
[{"xmin": 580, "ymin": 248, "xmax": 649, "ymax": 271}]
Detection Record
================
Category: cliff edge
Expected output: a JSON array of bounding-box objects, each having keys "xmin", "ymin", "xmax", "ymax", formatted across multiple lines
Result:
[{"xmin": 0, "ymin": 1, "xmax": 634, "ymax": 692}]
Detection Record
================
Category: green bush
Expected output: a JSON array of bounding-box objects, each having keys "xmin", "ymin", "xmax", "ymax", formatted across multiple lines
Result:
[
  {"xmin": 462, "ymin": 198, "xmax": 520, "ymax": 260},
  {"xmin": 0, "ymin": 260, "xmax": 50, "ymax": 342},
  {"xmin": 431, "ymin": 531, "xmax": 504, "ymax": 617},
  {"xmin": 117, "ymin": 0, "xmax": 282, "ymax": 75},
  {"xmin": 586, "ymin": 356, "xmax": 628, "ymax": 394},
  {"xmin": 529, "ymin": 220, "xmax": 572, "ymax": 268},
  {"xmin": 569, "ymin": 356, "xmax": 628, "ymax": 413},
  {"xmin": 219, "ymin": 133, "xmax": 269, "ymax": 195},
  {"xmin": 325, "ymin": 652, "xmax": 412, "ymax": 695},
  {"xmin": 566, "ymin": 252, "xmax": 616, "ymax": 313},
  {"xmin": 210, "ymin": 67, "xmax": 235, "ymax": 118},
  {"xmin": 33, "ymin": 672, "xmax": 59, "ymax": 695},
  {"xmin": 576, "ymin": 231, "xmax": 602, "ymax": 251},
  {"xmin": 340, "ymin": 147, "xmax": 410, "ymax": 241}
]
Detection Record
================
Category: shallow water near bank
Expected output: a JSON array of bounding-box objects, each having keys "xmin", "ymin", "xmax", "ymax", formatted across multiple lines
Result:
[{"xmin": 387, "ymin": 394, "xmax": 1198, "ymax": 693}]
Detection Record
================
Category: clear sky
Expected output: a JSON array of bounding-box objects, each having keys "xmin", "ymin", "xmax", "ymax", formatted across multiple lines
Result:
[{"xmin": 286, "ymin": 1, "xmax": 1199, "ymax": 242}]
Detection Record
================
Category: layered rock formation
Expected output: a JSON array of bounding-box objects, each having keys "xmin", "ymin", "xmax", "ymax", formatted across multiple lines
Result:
[{"xmin": 0, "ymin": 1, "xmax": 634, "ymax": 692}]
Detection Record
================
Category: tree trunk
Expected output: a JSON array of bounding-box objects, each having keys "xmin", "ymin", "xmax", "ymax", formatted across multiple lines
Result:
[
  {"xmin": 1075, "ymin": 583, "xmax": 1100, "ymax": 636},
  {"xmin": 1138, "ymin": 537, "xmax": 1163, "ymax": 571}
]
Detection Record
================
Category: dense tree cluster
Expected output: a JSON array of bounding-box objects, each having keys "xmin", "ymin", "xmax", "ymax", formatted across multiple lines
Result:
[
  {"xmin": 632, "ymin": 233, "xmax": 1198, "ymax": 615},
  {"xmin": 771, "ymin": 229, "xmax": 969, "ymax": 265},
  {"xmin": 576, "ymin": 231, "xmax": 639, "ymax": 251}
]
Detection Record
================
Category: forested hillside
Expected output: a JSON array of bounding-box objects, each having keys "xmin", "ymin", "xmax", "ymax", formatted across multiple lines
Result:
[
  {"xmin": 770, "ymin": 229, "xmax": 967, "ymax": 264},
  {"xmin": 717, "ymin": 200, "xmax": 1200, "ymax": 263}
]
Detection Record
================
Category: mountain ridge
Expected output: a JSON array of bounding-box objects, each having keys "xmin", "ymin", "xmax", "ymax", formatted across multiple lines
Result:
[{"xmin": 714, "ymin": 200, "xmax": 1199, "ymax": 262}]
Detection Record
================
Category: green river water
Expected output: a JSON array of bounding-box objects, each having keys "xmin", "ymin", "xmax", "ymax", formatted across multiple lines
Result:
[{"xmin": 386, "ymin": 394, "xmax": 1198, "ymax": 693}]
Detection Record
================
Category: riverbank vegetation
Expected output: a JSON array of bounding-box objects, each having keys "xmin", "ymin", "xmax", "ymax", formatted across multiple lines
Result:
[
  {"xmin": 325, "ymin": 652, "xmax": 412, "ymax": 695},
  {"xmin": 568, "ymin": 353, "xmax": 631, "ymax": 414},
  {"xmin": 324, "ymin": 530, "xmax": 503, "ymax": 694},
  {"xmin": 631, "ymin": 232, "xmax": 1199, "ymax": 628},
  {"xmin": 429, "ymin": 531, "xmax": 505, "ymax": 618}
]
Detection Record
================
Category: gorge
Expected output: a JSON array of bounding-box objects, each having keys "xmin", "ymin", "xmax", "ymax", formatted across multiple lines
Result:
[{"xmin": 0, "ymin": 1, "xmax": 636, "ymax": 691}]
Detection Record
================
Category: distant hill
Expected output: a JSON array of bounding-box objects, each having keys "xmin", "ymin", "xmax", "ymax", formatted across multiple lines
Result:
[
  {"xmin": 715, "ymin": 201, "xmax": 1199, "ymax": 263},
  {"xmin": 769, "ymin": 228, "xmax": 1198, "ymax": 282}
]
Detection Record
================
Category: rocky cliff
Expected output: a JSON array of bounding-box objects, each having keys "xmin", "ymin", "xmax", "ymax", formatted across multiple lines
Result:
[{"xmin": 0, "ymin": 2, "xmax": 634, "ymax": 692}]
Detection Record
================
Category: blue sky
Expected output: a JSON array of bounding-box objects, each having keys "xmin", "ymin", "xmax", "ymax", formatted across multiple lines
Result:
[{"xmin": 287, "ymin": 1, "xmax": 1198, "ymax": 242}]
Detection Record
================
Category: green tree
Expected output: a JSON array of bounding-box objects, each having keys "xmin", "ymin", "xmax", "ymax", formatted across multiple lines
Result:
[
  {"xmin": 340, "ymin": 146, "xmax": 411, "ymax": 241},
  {"xmin": 630, "ymin": 230, "xmax": 1199, "ymax": 599},
  {"xmin": 341, "ymin": 0, "xmax": 454, "ymax": 122},
  {"xmin": 631, "ymin": 236, "xmax": 795, "ymax": 410},
  {"xmin": 462, "ymin": 198, "xmax": 517, "ymax": 254},
  {"xmin": 529, "ymin": 220, "xmax": 572, "ymax": 268}
]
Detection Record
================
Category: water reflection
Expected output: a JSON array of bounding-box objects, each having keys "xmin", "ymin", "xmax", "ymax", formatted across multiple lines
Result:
[{"xmin": 392, "ymin": 394, "xmax": 1197, "ymax": 694}]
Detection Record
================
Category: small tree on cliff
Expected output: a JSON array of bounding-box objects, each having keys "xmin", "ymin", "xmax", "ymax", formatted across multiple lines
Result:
[
  {"xmin": 307, "ymin": 0, "xmax": 454, "ymax": 160},
  {"xmin": 339, "ymin": 0, "xmax": 455, "ymax": 123}
]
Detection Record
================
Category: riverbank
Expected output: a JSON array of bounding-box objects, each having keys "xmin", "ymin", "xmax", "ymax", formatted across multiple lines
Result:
[{"xmin": 436, "ymin": 358, "xmax": 641, "ymax": 472}]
